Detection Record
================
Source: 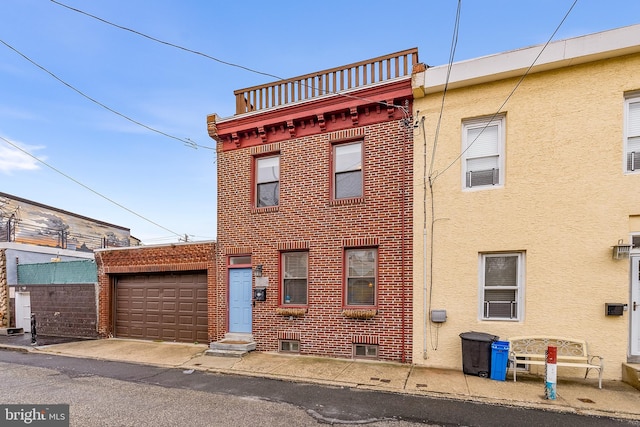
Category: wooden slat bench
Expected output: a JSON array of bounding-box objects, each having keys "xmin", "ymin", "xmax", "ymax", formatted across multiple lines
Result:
[{"xmin": 507, "ymin": 336, "xmax": 604, "ymax": 389}]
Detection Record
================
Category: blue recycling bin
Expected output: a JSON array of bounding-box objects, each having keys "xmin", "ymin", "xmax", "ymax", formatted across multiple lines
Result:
[{"xmin": 490, "ymin": 341, "xmax": 510, "ymax": 381}]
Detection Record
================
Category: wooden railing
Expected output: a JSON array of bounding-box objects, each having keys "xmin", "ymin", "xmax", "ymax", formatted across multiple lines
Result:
[{"xmin": 234, "ymin": 48, "xmax": 418, "ymax": 115}]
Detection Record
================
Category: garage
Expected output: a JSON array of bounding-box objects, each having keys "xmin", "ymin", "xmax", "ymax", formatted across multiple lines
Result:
[{"xmin": 115, "ymin": 272, "xmax": 208, "ymax": 343}]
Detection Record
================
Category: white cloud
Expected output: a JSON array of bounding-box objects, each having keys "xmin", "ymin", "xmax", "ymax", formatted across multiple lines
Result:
[{"xmin": 0, "ymin": 140, "xmax": 44, "ymax": 174}]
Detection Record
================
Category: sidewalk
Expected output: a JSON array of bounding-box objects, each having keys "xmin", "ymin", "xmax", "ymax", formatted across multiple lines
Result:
[{"xmin": 2, "ymin": 336, "xmax": 640, "ymax": 422}]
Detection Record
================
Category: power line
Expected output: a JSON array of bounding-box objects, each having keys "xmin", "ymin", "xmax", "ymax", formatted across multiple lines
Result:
[
  {"xmin": 0, "ymin": 135, "xmax": 184, "ymax": 239},
  {"xmin": 50, "ymin": 0, "xmax": 412, "ymax": 118},
  {"xmin": 0, "ymin": 38, "xmax": 214, "ymax": 152},
  {"xmin": 431, "ymin": 0, "xmax": 579, "ymax": 182}
]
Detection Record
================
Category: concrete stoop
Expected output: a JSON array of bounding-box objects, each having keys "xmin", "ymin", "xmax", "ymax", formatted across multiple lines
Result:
[
  {"xmin": 622, "ymin": 363, "xmax": 640, "ymax": 391},
  {"xmin": 0, "ymin": 328, "xmax": 24, "ymax": 335},
  {"xmin": 206, "ymin": 333, "xmax": 256, "ymax": 358}
]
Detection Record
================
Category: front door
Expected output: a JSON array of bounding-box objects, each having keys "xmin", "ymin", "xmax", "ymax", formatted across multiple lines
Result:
[
  {"xmin": 228, "ymin": 268, "xmax": 252, "ymax": 333},
  {"xmin": 631, "ymin": 256, "xmax": 640, "ymax": 357},
  {"xmin": 15, "ymin": 292, "xmax": 31, "ymax": 332}
]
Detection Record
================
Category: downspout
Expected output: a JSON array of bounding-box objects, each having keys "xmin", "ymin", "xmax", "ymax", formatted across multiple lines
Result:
[
  {"xmin": 421, "ymin": 115, "xmax": 429, "ymax": 360},
  {"xmin": 400, "ymin": 104, "xmax": 409, "ymax": 364}
]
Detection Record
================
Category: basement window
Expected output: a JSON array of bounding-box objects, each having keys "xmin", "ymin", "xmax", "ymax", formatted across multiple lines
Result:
[
  {"xmin": 279, "ymin": 340, "xmax": 300, "ymax": 353},
  {"xmin": 353, "ymin": 344, "xmax": 378, "ymax": 359}
]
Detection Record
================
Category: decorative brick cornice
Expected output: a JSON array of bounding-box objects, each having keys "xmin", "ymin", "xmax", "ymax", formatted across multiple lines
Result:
[
  {"xmin": 342, "ymin": 237, "xmax": 379, "ymax": 247},
  {"xmin": 277, "ymin": 330, "xmax": 301, "ymax": 340},
  {"xmin": 277, "ymin": 241, "xmax": 310, "ymax": 251},
  {"xmin": 224, "ymin": 246, "xmax": 252, "ymax": 255},
  {"xmin": 352, "ymin": 335, "xmax": 379, "ymax": 344}
]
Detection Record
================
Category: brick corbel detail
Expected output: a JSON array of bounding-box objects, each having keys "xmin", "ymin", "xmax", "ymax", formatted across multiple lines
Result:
[
  {"xmin": 231, "ymin": 132, "xmax": 240, "ymax": 147},
  {"xmin": 316, "ymin": 114, "xmax": 326, "ymax": 132},
  {"xmin": 350, "ymin": 107, "xmax": 359, "ymax": 126},
  {"xmin": 258, "ymin": 126, "xmax": 267, "ymax": 143},
  {"xmin": 386, "ymin": 99, "xmax": 395, "ymax": 118},
  {"xmin": 286, "ymin": 120, "xmax": 296, "ymax": 138}
]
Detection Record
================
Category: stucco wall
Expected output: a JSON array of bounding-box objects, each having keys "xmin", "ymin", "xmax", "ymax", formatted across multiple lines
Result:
[{"xmin": 412, "ymin": 53, "xmax": 640, "ymax": 380}]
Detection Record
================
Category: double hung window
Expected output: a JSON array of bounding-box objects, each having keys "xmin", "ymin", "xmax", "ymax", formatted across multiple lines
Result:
[
  {"xmin": 345, "ymin": 248, "xmax": 377, "ymax": 306},
  {"xmin": 256, "ymin": 155, "xmax": 280, "ymax": 207},
  {"xmin": 282, "ymin": 252, "xmax": 308, "ymax": 305},
  {"xmin": 333, "ymin": 141, "xmax": 362, "ymax": 199},
  {"xmin": 480, "ymin": 252, "xmax": 523, "ymax": 320},
  {"xmin": 462, "ymin": 116, "xmax": 505, "ymax": 188},
  {"xmin": 626, "ymin": 96, "xmax": 640, "ymax": 173}
]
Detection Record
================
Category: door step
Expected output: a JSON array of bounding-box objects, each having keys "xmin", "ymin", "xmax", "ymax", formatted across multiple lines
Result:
[
  {"xmin": 622, "ymin": 363, "xmax": 640, "ymax": 390},
  {"xmin": 206, "ymin": 333, "xmax": 256, "ymax": 357},
  {"xmin": 0, "ymin": 328, "xmax": 24, "ymax": 335}
]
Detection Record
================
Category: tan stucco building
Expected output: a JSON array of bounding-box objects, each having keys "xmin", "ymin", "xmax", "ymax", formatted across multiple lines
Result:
[{"xmin": 412, "ymin": 25, "xmax": 640, "ymax": 381}]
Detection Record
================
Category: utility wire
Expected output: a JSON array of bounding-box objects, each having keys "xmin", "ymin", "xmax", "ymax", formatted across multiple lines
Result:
[
  {"xmin": 51, "ymin": 0, "xmax": 411, "ymax": 118},
  {"xmin": 431, "ymin": 0, "xmax": 578, "ymax": 182},
  {"xmin": 51, "ymin": 0, "xmax": 284, "ymax": 82},
  {"xmin": 0, "ymin": 135, "xmax": 184, "ymax": 239},
  {"xmin": 0, "ymin": 38, "xmax": 214, "ymax": 152}
]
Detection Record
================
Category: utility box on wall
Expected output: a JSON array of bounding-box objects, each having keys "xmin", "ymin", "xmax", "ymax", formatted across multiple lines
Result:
[{"xmin": 605, "ymin": 303, "xmax": 625, "ymax": 316}]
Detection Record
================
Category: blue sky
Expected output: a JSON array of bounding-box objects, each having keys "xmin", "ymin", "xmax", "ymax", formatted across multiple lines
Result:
[{"xmin": 1, "ymin": 0, "xmax": 639, "ymax": 244}]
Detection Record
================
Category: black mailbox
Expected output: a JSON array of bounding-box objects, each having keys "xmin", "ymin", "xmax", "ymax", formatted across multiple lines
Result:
[
  {"xmin": 253, "ymin": 287, "xmax": 267, "ymax": 302},
  {"xmin": 605, "ymin": 303, "xmax": 625, "ymax": 316}
]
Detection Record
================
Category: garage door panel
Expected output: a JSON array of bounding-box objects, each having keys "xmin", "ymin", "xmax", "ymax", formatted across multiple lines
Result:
[{"xmin": 116, "ymin": 272, "xmax": 207, "ymax": 343}]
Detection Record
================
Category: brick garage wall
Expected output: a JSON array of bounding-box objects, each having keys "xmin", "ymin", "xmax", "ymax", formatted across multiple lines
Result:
[
  {"xmin": 95, "ymin": 242, "xmax": 216, "ymax": 340},
  {"xmin": 28, "ymin": 284, "xmax": 98, "ymax": 337},
  {"xmin": 218, "ymin": 120, "xmax": 413, "ymax": 362}
]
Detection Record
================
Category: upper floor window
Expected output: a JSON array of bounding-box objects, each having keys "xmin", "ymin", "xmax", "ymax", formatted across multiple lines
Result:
[
  {"xmin": 462, "ymin": 115, "xmax": 505, "ymax": 189},
  {"xmin": 333, "ymin": 141, "xmax": 362, "ymax": 199},
  {"xmin": 256, "ymin": 155, "xmax": 280, "ymax": 207},
  {"xmin": 345, "ymin": 248, "xmax": 377, "ymax": 306},
  {"xmin": 282, "ymin": 251, "xmax": 308, "ymax": 305},
  {"xmin": 480, "ymin": 252, "xmax": 524, "ymax": 321},
  {"xmin": 625, "ymin": 96, "xmax": 640, "ymax": 173}
]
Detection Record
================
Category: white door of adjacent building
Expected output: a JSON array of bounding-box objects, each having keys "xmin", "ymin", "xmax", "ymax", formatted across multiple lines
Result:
[
  {"xmin": 15, "ymin": 292, "xmax": 31, "ymax": 332},
  {"xmin": 631, "ymin": 256, "xmax": 640, "ymax": 357}
]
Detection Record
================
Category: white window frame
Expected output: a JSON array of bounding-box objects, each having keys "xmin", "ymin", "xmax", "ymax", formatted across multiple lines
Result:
[
  {"xmin": 625, "ymin": 95, "xmax": 640, "ymax": 174},
  {"xmin": 478, "ymin": 252, "xmax": 524, "ymax": 321},
  {"xmin": 461, "ymin": 115, "xmax": 505, "ymax": 190}
]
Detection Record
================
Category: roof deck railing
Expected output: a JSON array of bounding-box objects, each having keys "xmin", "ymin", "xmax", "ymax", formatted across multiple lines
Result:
[{"xmin": 234, "ymin": 48, "xmax": 418, "ymax": 115}]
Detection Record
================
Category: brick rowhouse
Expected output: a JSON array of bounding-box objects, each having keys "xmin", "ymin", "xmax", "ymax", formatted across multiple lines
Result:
[{"xmin": 208, "ymin": 51, "xmax": 416, "ymax": 362}]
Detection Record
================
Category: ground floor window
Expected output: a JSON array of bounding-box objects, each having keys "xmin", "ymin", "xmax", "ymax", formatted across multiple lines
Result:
[
  {"xmin": 345, "ymin": 248, "xmax": 377, "ymax": 306},
  {"xmin": 480, "ymin": 252, "xmax": 524, "ymax": 320}
]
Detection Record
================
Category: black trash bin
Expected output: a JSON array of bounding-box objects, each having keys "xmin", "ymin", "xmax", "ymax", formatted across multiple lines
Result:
[{"xmin": 459, "ymin": 331, "xmax": 499, "ymax": 377}]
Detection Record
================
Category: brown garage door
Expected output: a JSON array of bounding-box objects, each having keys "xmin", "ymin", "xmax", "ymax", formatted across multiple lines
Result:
[{"xmin": 115, "ymin": 272, "xmax": 208, "ymax": 343}]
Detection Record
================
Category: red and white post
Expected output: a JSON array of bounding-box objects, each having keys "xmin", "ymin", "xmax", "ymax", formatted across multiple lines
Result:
[{"xmin": 545, "ymin": 346, "xmax": 557, "ymax": 400}]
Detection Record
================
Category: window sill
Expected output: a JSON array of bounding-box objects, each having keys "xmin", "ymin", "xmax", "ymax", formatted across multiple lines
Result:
[
  {"xmin": 330, "ymin": 197, "xmax": 364, "ymax": 207},
  {"xmin": 251, "ymin": 206, "xmax": 279, "ymax": 214},
  {"xmin": 342, "ymin": 309, "xmax": 377, "ymax": 319},
  {"xmin": 275, "ymin": 307, "xmax": 307, "ymax": 317}
]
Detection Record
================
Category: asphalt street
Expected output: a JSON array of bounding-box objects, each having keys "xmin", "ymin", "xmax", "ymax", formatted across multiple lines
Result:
[{"xmin": 0, "ymin": 350, "xmax": 637, "ymax": 427}]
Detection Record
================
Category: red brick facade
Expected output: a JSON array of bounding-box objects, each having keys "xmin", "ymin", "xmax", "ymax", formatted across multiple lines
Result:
[
  {"xmin": 95, "ymin": 242, "xmax": 216, "ymax": 339},
  {"xmin": 212, "ymin": 84, "xmax": 414, "ymax": 362}
]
